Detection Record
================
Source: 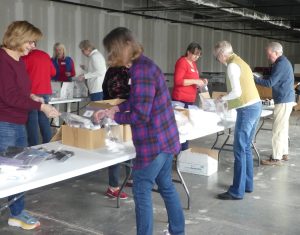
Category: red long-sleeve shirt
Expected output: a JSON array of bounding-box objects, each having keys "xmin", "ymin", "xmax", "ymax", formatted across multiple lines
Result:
[
  {"xmin": 172, "ymin": 56, "xmax": 200, "ymax": 103},
  {"xmin": 22, "ymin": 49, "xmax": 56, "ymax": 95},
  {"xmin": 0, "ymin": 48, "xmax": 41, "ymax": 124}
]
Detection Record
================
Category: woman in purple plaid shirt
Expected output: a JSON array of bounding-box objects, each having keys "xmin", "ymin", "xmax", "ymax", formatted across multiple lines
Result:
[{"xmin": 95, "ymin": 27, "xmax": 185, "ymax": 235}]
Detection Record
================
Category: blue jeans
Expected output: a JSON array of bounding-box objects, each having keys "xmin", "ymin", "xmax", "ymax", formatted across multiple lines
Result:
[
  {"xmin": 108, "ymin": 160, "xmax": 131, "ymax": 187},
  {"xmin": 0, "ymin": 122, "xmax": 27, "ymax": 216},
  {"xmin": 228, "ymin": 102, "xmax": 262, "ymax": 198},
  {"xmin": 173, "ymin": 100, "xmax": 194, "ymax": 151},
  {"xmin": 90, "ymin": 92, "xmax": 103, "ymax": 101},
  {"xmin": 26, "ymin": 95, "xmax": 52, "ymax": 146},
  {"xmin": 132, "ymin": 153, "xmax": 185, "ymax": 235}
]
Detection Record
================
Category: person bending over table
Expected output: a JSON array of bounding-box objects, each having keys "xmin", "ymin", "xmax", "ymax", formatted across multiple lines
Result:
[
  {"xmin": 0, "ymin": 21, "xmax": 60, "ymax": 230},
  {"xmin": 102, "ymin": 66, "xmax": 131, "ymax": 199},
  {"xmin": 254, "ymin": 42, "xmax": 295, "ymax": 165},
  {"xmin": 172, "ymin": 42, "xmax": 207, "ymax": 150},
  {"xmin": 214, "ymin": 41, "xmax": 262, "ymax": 200},
  {"xmin": 94, "ymin": 27, "xmax": 185, "ymax": 235}
]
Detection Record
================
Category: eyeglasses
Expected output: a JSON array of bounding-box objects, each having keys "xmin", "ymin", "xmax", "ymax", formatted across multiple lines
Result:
[
  {"xmin": 28, "ymin": 41, "xmax": 36, "ymax": 46},
  {"xmin": 192, "ymin": 53, "xmax": 201, "ymax": 58}
]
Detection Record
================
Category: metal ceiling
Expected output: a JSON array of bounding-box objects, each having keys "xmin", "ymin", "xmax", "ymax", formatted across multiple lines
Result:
[
  {"xmin": 52, "ymin": 0, "xmax": 300, "ymax": 43},
  {"xmin": 124, "ymin": 0, "xmax": 300, "ymax": 43}
]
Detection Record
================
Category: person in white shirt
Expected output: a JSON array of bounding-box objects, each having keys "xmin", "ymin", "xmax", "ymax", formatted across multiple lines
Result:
[
  {"xmin": 78, "ymin": 40, "xmax": 107, "ymax": 101},
  {"xmin": 214, "ymin": 41, "xmax": 262, "ymax": 200}
]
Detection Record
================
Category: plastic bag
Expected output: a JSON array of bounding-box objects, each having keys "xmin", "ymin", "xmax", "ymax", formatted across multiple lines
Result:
[
  {"xmin": 174, "ymin": 110, "xmax": 193, "ymax": 136},
  {"xmin": 60, "ymin": 112, "xmax": 100, "ymax": 130},
  {"xmin": 214, "ymin": 99, "xmax": 236, "ymax": 125},
  {"xmin": 199, "ymin": 93, "xmax": 216, "ymax": 112},
  {"xmin": 60, "ymin": 82, "xmax": 74, "ymax": 99},
  {"xmin": 100, "ymin": 117, "xmax": 125, "ymax": 152},
  {"xmin": 0, "ymin": 147, "xmax": 50, "ymax": 167},
  {"xmin": 73, "ymin": 80, "xmax": 88, "ymax": 98}
]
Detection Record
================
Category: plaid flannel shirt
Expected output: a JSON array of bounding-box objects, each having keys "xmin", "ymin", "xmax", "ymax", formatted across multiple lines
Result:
[{"xmin": 114, "ymin": 55, "xmax": 180, "ymax": 169}]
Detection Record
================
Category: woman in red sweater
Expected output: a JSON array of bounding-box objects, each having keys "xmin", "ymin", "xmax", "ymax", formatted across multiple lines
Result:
[{"xmin": 172, "ymin": 42, "xmax": 207, "ymax": 150}]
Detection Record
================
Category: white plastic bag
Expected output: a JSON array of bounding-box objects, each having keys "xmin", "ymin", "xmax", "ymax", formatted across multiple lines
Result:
[
  {"xmin": 73, "ymin": 81, "xmax": 88, "ymax": 98},
  {"xmin": 60, "ymin": 82, "xmax": 74, "ymax": 99}
]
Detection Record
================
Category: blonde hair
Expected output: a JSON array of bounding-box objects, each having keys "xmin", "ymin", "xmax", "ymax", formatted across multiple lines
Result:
[
  {"xmin": 53, "ymin": 42, "xmax": 67, "ymax": 58},
  {"xmin": 2, "ymin": 21, "xmax": 42, "ymax": 51},
  {"xmin": 79, "ymin": 40, "xmax": 95, "ymax": 51},
  {"xmin": 214, "ymin": 41, "xmax": 233, "ymax": 57},
  {"xmin": 103, "ymin": 27, "xmax": 142, "ymax": 67}
]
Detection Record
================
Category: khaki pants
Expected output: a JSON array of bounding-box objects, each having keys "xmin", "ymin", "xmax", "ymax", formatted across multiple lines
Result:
[{"xmin": 272, "ymin": 102, "xmax": 294, "ymax": 159}]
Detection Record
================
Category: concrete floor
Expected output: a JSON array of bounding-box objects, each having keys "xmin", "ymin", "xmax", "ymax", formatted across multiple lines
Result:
[{"xmin": 0, "ymin": 111, "xmax": 299, "ymax": 235}]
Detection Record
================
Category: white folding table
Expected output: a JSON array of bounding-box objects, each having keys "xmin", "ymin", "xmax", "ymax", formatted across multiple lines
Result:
[
  {"xmin": 0, "ymin": 142, "xmax": 136, "ymax": 211},
  {"xmin": 0, "ymin": 109, "xmax": 273, "ymax": 212}
]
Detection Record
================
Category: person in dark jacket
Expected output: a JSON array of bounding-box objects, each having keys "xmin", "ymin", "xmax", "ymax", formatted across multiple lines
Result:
[
  {"xmin": 102, "ymin": 66, "xmax": 131, "ymax": 199},
  {"xmin": 255, "ymin": 42, "xmax": 295, "ymax": 165}
]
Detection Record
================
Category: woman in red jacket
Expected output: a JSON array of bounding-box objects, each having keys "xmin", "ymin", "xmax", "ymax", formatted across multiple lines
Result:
[{"xmin": 172, "ymin": 42, "xmax": 207, "ymax": 150}]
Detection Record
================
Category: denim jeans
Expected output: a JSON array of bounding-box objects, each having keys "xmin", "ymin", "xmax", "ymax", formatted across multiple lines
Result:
[
  {"xmin": 132, "ymin": 153, "xmax": 185, "ymax": 235},
  {"xmin": 108, "ymin": 160, "xmax": 131, "ymax": 187},
  {"xmin": 90, "ymin": 92, "xmax": 103, "ymax": 101},
  {"xmin": 26, "ymin": 95, "xmax": 52, "ymax": 146},
  {"xmin": 228, "ymin": 101, "xmax": 262, "ymax": 198},
  {"xmin": 173, "ymin": 100, "xmax": 194, "ymax": 151},
  {"xmin": 0, "ymin": 121, "xmax": 27, "ymax": 216}
]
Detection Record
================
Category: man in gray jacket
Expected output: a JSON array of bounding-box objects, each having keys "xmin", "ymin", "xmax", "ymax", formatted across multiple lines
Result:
[{"xmin": 255, "ymin": 42, "xmax": 295, "ymax": 165}]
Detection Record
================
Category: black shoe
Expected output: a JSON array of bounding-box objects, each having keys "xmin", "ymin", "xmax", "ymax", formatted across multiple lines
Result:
[
  {"xmin": 245, "ymin": 190, "xmax": 253, "ymax": 193},
  {"xmin": 217, "ymin": 192, "xmax": 242, "ymax": 200}
]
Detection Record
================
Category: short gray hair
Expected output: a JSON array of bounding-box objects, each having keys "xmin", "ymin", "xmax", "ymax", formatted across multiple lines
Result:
[
  {"xmin": 79, "ymin": 40, "xmax": 95, "ymax": 50},
  {"xmin": 214, "ymin": 41, "xmax": 233, "ymax": 57},
  {"xmin": 267, "ymin": 42, "xmax": 283, "ymax": 55}
]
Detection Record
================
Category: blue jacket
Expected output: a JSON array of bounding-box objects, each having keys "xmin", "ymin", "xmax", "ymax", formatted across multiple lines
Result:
[
  {"xmin": 51, "ymin": 56, "xmax": 73, "ymax": 81},
  {"xmin": 255, "ymin": 55, "xmax": 295, "ymax": 104}
]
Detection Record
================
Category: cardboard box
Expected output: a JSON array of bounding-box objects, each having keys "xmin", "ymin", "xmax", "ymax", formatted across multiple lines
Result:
[
  {"xmin": 87, "ymin": 99, "xmax": 126, "ymax": 110},
  {"xmin": 123, "ymin": 124, "xmax": 132, "ymax": 142},
  {"xmin": 174, "ymin": 108, "xmax": 189, "ymax": 119},
  {"xmin": 178, "ymin": 147, "xmax": 219, "ymax": 176},
  {"xmin": 211, "ymin": 91, "xmax": 227, "ymax": 99},
  {"xmin": 256, "ymin": 85, "xmax": 272, "ymax": 99},
  {"xmin": 62, "ymin": 125, "xmax": 123, "ymax": 149}
]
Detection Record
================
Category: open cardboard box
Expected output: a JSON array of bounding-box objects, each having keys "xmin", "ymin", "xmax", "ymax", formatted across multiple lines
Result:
[
  {"xmin": 256, "ymin": 84, "xmax": 272, "ymax": 99},
  {"xmin": 178, "ymin": 147, "xmax": 219, "ymax": 176},
  {"xmin": 62, "ymin": 99, "xmax": 132, "ymax": 149}
]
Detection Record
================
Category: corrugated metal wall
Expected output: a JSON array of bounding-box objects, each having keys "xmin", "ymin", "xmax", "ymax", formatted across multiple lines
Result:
[{"xmin": 1, "ymin": 0, "xmax": 299, "ymax": 75}]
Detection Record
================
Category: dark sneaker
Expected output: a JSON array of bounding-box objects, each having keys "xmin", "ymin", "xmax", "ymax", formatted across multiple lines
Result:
[
  {"xmin": 261, "ymin": 157, "xmax": 282, "ymax": 166},
  {"xmin": 125, "ymin": 179, "xmax": 133, "ymax": 187},
  {"xmin": 282, "ymin": 155, "xmax": 288, "ymax": 161},
  {"xmin": 105, "ymin": 188, "xmax": 128, "ymax": 199},
  {"xmin": 8, "ymin": 211, "xmax": 40, "ymax": 230},
  {"xmin": 217, "ymin": 192, "xmax": 242, "ymax": 200}
]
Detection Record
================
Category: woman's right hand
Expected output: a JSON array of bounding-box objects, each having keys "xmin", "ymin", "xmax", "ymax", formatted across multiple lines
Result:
[
  {"xmin": 40, "ymin": 104, "xmax": 61, "ymax": 118},
  {"xmin": 93, "ymin": 110, "xmax": 106, "ymax": 124}
]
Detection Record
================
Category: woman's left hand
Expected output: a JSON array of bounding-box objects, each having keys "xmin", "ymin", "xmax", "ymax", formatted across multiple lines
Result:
[{"xmin": 30, "ymin": 94, "xmax": 45, "ymax": 104}]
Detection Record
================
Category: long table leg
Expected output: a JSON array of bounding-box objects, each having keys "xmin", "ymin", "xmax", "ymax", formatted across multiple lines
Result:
[
  {"xmin": 217, "ymin": 128, "xmax": 232, "ymax": 161},
  {"xmin": 117, "ymin": 162, "xmax": 132, "ymax": 208},
  {"xmin": 251, "ymin": 141, "xmax": 260, "ymax": 166},
  {"xmin": 254, "ymin": 118, "xmax": 265, "ymax": 143},
  {"xmin": 174, "ymin": 153, "xmax": 190, "ymax": 210}
]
